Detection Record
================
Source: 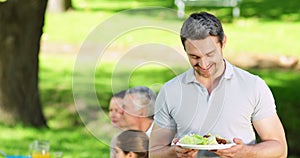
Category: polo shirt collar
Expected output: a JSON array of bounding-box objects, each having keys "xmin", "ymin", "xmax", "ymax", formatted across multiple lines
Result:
[
  {"xmin": 183, "ymin": 59, "xmax": 234, "ymax": 84},
  {"xmin": 224, "ymin": 59, "xmax": 234, "ymax": 80},
  {"xmin": 183, "ymin": 67, "xmax": 195, "ymax": 84}
]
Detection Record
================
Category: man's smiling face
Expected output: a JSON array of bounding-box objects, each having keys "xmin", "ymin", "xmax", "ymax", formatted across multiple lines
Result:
[{"xmin": 185, "ymin": 36, "xmax": 225, "ymax": 79}]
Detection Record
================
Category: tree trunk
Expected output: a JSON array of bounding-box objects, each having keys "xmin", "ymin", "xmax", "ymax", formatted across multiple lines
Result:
[{"xmin": 0, "ymin": 0, "xmax": 48, "ymax": 127}]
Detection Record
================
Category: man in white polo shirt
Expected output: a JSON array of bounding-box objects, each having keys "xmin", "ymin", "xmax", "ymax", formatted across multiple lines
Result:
[{"xmin": 149, "ymin": 12, "xmax": 287, "ymax": 158}]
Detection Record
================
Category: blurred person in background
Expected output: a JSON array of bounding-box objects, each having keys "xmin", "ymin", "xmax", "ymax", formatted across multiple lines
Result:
[
  {"xmin": 122, "ymin": 86, "xmax": 156, "ymax": 136},
  {"xmin": 112, "ymin": 129, "xmax": 149, "ymax": 158},
  {"xmin": 109, "ymin": 90, "xmax": 127, "ymax": 129},
  {"xmin": 111, "ymin": 86, "xmax": 156, "ymax": 158}
]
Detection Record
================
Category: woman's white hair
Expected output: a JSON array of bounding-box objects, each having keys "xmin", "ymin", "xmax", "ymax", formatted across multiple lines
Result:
[{"xmin": 126, "ymin": 86, "xmax": 156, "ymax": 118}]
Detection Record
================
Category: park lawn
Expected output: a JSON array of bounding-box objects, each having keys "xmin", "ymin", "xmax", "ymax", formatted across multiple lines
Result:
[
  {"xmin": 43, "ymin": 0, "xmax": 300, "ymax": 56},
  {"xmin": 43, "ymin": 55, "xmax": 300, "ymax": 158},
  {"xmin": 41, "ymin": 54, "xmax": 300, "ymax": 158},
  {"xmin": 0, "ymin": 124, "xmax": 109, "ymax": 158},
  {"xmin": 1, "ymin": 54, "xmax": 299, "ymax": 157}
]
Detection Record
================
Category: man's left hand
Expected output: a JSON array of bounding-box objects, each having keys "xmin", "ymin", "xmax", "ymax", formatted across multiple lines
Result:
[{"xmin": 212, "ymin": 138, "xmax": 249, "ymax": 158}]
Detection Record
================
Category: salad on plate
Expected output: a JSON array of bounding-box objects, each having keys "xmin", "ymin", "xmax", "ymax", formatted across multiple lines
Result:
[{"xmin": 176, "ymin": 133, "xmax": 235, "ymax": 150}]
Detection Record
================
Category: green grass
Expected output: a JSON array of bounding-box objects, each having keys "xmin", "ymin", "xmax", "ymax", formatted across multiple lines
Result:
[
  {"xmin": 43, "ymin": 0, "xmax": 300, "ymax": 56},
  {"xmin": 248, "ymin": 68, "xmax": 300, "ymax": 157},
  {"xmin": 73, "ymin": 0, "xmax": 174, "ymax": 11},
  {"xmin": 224, "ymin": 20, "xmax": 300, "ymax": 56},
  {"xmin": 0, "ymin": 125, "xmax": 108, "ymax": 158},
  {"xmin": 2, "ymin": 55, "xmax": 299, "ymax": 157}
]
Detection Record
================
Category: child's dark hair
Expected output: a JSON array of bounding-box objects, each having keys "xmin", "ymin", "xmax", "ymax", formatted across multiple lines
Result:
[{"xmin": 116, "ymin": 129, "xmax": 149, "ymax": 158}]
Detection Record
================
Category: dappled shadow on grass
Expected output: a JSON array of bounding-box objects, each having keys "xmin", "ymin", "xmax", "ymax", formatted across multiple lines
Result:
[
  {"xmin": 73, "ymin": 0, "xmax": 300, "ymax": 22},
  {"xmin": 73, "ymin": 7, "xmax": 125, "ymax": 13},
  {"xmin": 73, "ymin": 0, "xmax": 175, "ymax": 13},
  {"xmin": 184, "ymin": 0, "xmax": 300, "ymax": 22},
  {"xmin": 240, "ymin": 0, "xmax": 300, "ymax": 21},
  {"xmin": 248, "ymin": 68, "xmax": 300, "ymax": 157},
  {"xmin": 122, "ymin": 7, "xmax": 183, "ymax": 21}
]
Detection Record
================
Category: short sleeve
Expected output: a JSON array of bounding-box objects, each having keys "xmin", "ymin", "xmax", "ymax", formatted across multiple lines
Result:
[
  {"xmin": 251, "ymin": 77, "xmax": 277, "ymax": 122},
  {"xmin": 154, "ymin": 86, "xmax": 177, "ymax": 130}
]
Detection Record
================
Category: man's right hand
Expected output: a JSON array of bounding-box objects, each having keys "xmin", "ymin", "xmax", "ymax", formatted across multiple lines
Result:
[{"xmin": 173, "ymin": 138, "xmax": 199, "ymax": 158}]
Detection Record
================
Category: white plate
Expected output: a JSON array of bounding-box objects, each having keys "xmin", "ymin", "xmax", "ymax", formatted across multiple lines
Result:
[{"xmin": 176, "ymin": 142, "xmax": 235, "ymax": 150}]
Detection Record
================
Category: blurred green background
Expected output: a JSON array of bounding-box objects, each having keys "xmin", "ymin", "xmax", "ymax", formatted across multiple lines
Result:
[{"xmin": 1, "ymin": 0, "xmax": 300, "ymax": 157}]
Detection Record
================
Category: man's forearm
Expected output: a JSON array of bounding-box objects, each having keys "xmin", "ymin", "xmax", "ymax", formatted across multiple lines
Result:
[
  {"xmin": 149, "ymin": 145, "xmax": 178, "ymax": 158},
  {"xmin": 255, "ymin": 140, "xmax": 287, "ymax": 158},
  {"xmin": 245, "ymin": 140, "xmax": 287, "ymax": 158}
]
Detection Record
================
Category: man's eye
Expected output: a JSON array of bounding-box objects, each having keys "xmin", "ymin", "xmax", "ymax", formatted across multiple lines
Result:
[
  {"xmin": 190, "ymin": 55, "xmax": 198, "ymax": 59},
  {"xmin": 207, "ymin": 52, "xmax": 214, "ymax": 57}
]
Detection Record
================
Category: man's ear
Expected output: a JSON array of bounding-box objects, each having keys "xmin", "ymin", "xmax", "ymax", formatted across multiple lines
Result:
[
  {"xmin": 222, "ymin": 35, "xmax": 227, "ymax": 49},
  {"xmin": 138, "ymin": 109, "xmax": 147, "ymax": 117},
  {"xmin": 127, "ymin": 151, "xmax": 136, "ymax": 158}
]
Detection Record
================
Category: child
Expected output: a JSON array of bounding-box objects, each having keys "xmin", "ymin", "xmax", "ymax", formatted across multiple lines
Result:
[{"xmin": 112, "ymin": 130, "xmax": 148, "ymax": 158}]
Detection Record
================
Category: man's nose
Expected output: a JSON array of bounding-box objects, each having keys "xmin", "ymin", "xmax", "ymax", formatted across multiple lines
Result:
[{"xmin": 198, "ymin": 58, "xmax": 209, "ymax": 68}]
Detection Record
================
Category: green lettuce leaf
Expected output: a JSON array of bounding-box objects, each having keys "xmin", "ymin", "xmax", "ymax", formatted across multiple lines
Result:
[{"xmin": 180, "ymin": 134, "xmax": 209, "ymax": 145}]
